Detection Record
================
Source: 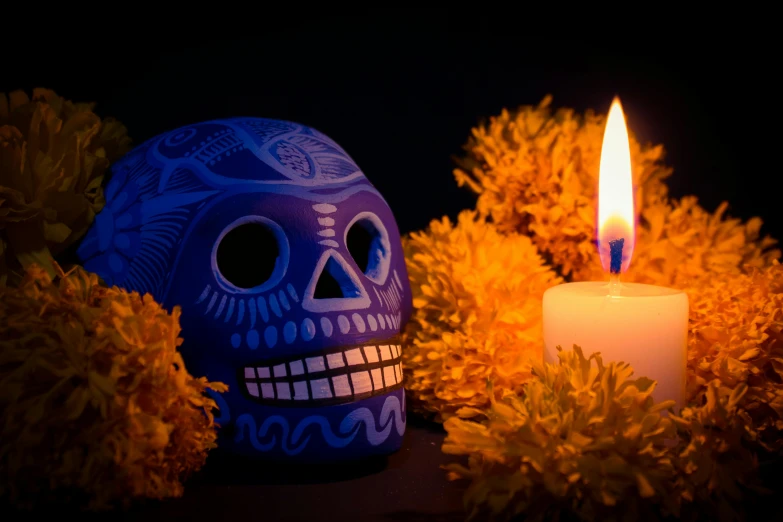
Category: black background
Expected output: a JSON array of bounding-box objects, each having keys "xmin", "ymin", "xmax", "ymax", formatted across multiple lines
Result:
[
  {"xmin": 4, "ymin": 15, "xmax": 782, "ymax": 245},
  {"xmin": 4, "ymin": 13, "xmax": 782, "ymax": 521}
]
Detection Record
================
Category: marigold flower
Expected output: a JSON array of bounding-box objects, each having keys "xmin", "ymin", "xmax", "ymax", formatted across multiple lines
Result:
[
  {"xmin": 443, "ymin": 346, "xmax": 680, "ymax": 521},
  {"xmin": 443, "ymin": 347, "xmax": 764, "ymax": 522},
  {"xmin": 455, "ymin": 96, "xmax": 779, "ymax": 284},
  {"xmin": 0, "ymin": 89, "xmax": 131, "ymax": 286},
  {"xmin": 671, "ymin": 382, "xmax": 761, "ymax": 522},
  {"xmin": 402, "ymin": 210, "xmax": 562, "ymax": 421},
  {"xmin": 411, "ymin": 96, "xmax": 783, "ymax": 521},
  {"xmin": 683, "ymin": 260, "xmax": 783, "ymax": 453},
  {"xmin": 0, "ymin": 264, "xmax": 227, "ymax": 510}
]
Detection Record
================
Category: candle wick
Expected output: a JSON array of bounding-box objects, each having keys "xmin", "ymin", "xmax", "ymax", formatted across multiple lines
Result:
[
  {"xmin": 609, "ymin": 273, "xmax": 621, "ymax": 296},
  {"xmin": 609, "ymin": 237, "xmax": 624, "ymax": 275}
]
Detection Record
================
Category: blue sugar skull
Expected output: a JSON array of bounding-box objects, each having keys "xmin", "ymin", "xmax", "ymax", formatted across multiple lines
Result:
[{"xmin": 77, "ymin": 119, "xmax": 412, "ymax": 461}]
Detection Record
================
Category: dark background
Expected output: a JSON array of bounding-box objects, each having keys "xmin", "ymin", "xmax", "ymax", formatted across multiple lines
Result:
[
  {"xmin": 4, "ymin": 15, "xmax": 782, "ymax": 245},
  {"xmin": 4, "ymin": 14, "xmax": 782, "ymax": 521}
]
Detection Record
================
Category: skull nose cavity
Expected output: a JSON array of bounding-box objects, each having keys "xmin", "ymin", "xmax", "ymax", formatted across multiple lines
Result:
[
  {"xmin": 302, "ymin": 250, "xmax": 371, "ymax": 313},
  {"xmin": 314, "ymin": 256, "xmax": 361, "ymax": 299}
]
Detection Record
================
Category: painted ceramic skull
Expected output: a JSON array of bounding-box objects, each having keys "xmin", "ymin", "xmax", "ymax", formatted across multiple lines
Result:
[{"xmin": 77, "ymin": 118, "xmax": 412, "ymax": 461}]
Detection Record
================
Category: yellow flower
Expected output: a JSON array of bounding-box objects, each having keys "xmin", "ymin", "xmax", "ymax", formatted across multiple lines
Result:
[
  {"xmin": 670, "ymin": 382, "xmax": 760, "ymax": 522},
  {"xmin": 455, "ymin": 96, "xmax": 779, "ymax": 284},
  {"xmin": 454, "ymin": 95, "xmax": 671, "ymax": 280},
  {"xmin": 443, "ymin": 346, "xmax": 679, "ymax": 522},
  {"xmin": 0, "ymin": 89, "xmax": 131, "ymax": 286},
  {"xmin": 0, "ymin": 264, "xmax": 227, "ymax": 510},
  {"xmin": 402, "ymin": 210, "xmax": 562, "ymax": 421},
  {"xmin": 417, "ymin": 96, "xmax": 782, "ymax": 521},
  {"xmin": 443, "ymin": 347, "xmax": 763, "ymax": 522},
  {"xmin": 683, "ymin": 260, "xmax": 783, "ymax": 452}
]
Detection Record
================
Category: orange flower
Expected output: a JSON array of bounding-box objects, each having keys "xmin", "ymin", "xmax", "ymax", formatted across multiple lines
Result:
[
  {"xmin": 443, "ymin": 347, "xmax": 762, "ymax": 522},
  {"xmin": 443, "ymin": 347, "xmax": 680, "ymax": 521},
  {"xmin": 454, "ymin": 96, "xmax": 779, "ymax": 284},
  {"xmin": 402, "ymin": 210, "xmax": 562, "ymax": 421},
  {"xmin": 0, "ymin": 264, "xmax": 227, "ymax": 510},
  {"xmin": 454, "ymin": 95, "xmax": 671, "ymax": 280},
  {"xmin": 0, "ymin": 89, "xmax": 131, "ymax": 286},
  {"xmin": 683, "ymin": 260, "xmax": 783, "ymax": 452}
]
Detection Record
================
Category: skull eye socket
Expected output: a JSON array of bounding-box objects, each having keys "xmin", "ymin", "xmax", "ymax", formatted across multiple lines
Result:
[
  {"xmin": 214, "ymin": 216, "xmax": 289, "ymax": 292},
  {"xmin": 345, "ymin": 212, "xmax": 391, "ymax": 285}
]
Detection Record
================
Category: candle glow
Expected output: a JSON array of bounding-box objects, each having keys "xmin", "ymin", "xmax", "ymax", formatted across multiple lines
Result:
[
  {"xmin": 597, "ymin": 97, "xmax": 635, "ymax": 274},
  {"xmin": 543, "ymin": 95, "xmax": 688, "ymax": 410}
]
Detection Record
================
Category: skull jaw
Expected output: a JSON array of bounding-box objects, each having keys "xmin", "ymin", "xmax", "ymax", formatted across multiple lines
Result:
[
  {"xmin": 239, "ymin": 339, "xmax": 404, "ymax": 406},
  {"xmin": 218, "ymin": 388, "xmax": 406, "ymax": 462}
]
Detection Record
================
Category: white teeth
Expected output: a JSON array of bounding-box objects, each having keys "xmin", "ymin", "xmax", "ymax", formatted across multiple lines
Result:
[
  {"xmin": 306, "ymin": 356, "xmax": 326, "ymax": 373},
  {"xmin": 351, "ymin": 371, "xmax": 373, "ymax": 394},
  {"xmin": 244, "ymin": 344, "xmax": 403, "ymax": 401},
  {"xmin": 371, "ymin": 368, "xmax": 384, "ymax": 390},
  {"xmin": 326, "ymin": 353, "xmax": 345, "ymax": 369},
  {"xmin": 344, "ymin": 348, "xmax": 364, "ymax": 366},
  {"xmin": 276, "ymin": 382, "xmax": 291, "ymax": 399},
  {"xmin": 363, "ymin": 346, "xmax": 380, "ymax": 363},
  {"xmin": 289, "ymin": 360, "xmax": 304, "ymax": 376},
  {"xmin": 311, "ymin": 378, "xmax": 332, "ymax": 399},
  {"xmin": 332, "ymin": 375, "xmax": 351, "ymax": 397},
  {"xmin": 383, "ymin": 365, "xmax": 396, "ymax": 385},
  {"xmin": 293, "ymin": 381, "xmax": 308, "ymax": 400}
]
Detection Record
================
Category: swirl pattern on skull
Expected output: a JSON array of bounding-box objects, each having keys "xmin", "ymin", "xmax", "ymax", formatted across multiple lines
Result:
[{"xmin": 77, "ymin": 119, "xmax": 412, "ymax": 460}]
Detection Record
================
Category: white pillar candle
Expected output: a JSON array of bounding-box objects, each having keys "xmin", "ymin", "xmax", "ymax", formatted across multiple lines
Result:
[
  {"xmin": 543, "ymin": 282, "xmax": 688, "ymax": 409},
  {"xmin": 542, "ymin": 97, "xmax": 689, "ymax": 411}
]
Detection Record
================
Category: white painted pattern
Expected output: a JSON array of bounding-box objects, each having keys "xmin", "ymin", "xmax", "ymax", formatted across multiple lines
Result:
[
  {"xmin": 363, "ymin": 346, "xmax": 380, "ymax": 363},
  {"xmin": 327, "ymin": 353, "xmax": 345, "ymax": 369},
  {"xmin": 351, "ymin": 371, "xmax": 373, "ymax": 394},
  {"xmin": 293, "ymin": 381, "xmax": 308, "ymax": 400},
  {"xmin": 248, "ymin": 297, "xmax": 257, "ymax": 327},
  {"xmin": 373, "ymin": 287, "xmax": 385, "ymax": 308},
  {"xmin": 242, "ymin": 345, "xmax": 403, "ymax": 401},
  {"xmin": 214, "ymin": 295, "xmax": 227, "ymax": 319},
  {"xmin": 205, "ymin": 292, "xmax": 218, "ymax": 314},
  {"xmin": 393, "ymin": 270, "xmax": 403, "ymax": 291},
  {"xmin": 301, "ymin": 250, "xmax": 371, "ymax": 313},
  {"xmin": 312, "ymin": 203, "xmax": 337, "ymax": 214},
  {"xmin": 333, "ymin": 375, "xmax": 351, "ymax": 396},
  {"xmin": 286, "ymin": 283, "xmax": 299, "ymax": 302},
  {"xmin": 344, "ymin": 348, "xmax": 364, "ymax": 365},
  {"xmin": 224, "ymin": 297, "xmax": 236, "ymax": 323},
  {"xmin": 195, "ymin": 285, "xmax": 211, "ymax": 304},
  {"xmin": 236, "ymin": 299, "xmax": 245, "ymax": 326}
]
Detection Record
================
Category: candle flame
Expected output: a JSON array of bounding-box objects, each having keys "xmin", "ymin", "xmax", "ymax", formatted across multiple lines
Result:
[{"xmin": 598, "ymin": 97, "xmax": 634, "ymax": 274}]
